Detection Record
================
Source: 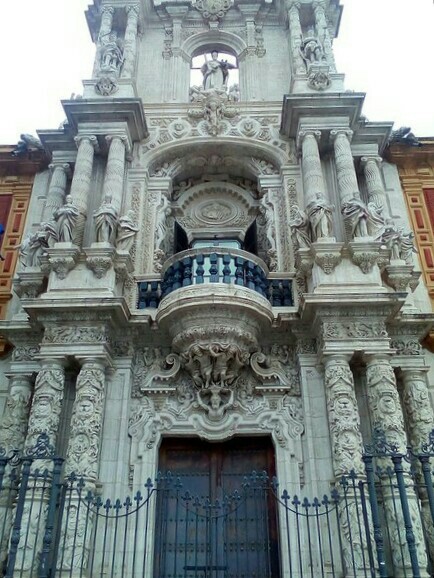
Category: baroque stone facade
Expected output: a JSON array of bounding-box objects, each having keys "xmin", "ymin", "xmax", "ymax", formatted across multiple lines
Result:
[{"xmin": 0, "ymin": 1, "xmax": 433, "ymax": 577}]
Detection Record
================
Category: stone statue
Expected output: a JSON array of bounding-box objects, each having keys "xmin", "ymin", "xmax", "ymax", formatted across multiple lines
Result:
[
  {"xmin": 289, "ymin": 206, "xmax": 311, "ymax": 248},
  {"xmin": 155, "ymin": 193, "xmax": 172, "ymax": 251},
  {"xmin": 341, "ymin": 198, "xmax": 370, "ymax": 238},
  {"xmin": 18, "ymin": 229, "xmax": 49, "ymax": 268},
  {"xmin": 382, "ymin": 220, "xmax": 401, "ymax": 259},
  {"xmin": 228, "ymin": 84, "xmax": 240, "ymax": 102},
  {"xmin": 54, "ymin": 195, "xmax": 79, "ymax": 243},
  {"xmin": 306, "ymin": 194, "xmax": 334, "ymax": 240},
  {"xmin": 116, "ymin": 210, "xmax": 139, "ymax": 252},
  {"xmin": 389, "ymin": 127, "xmax": 421, "ymax": 147},
  {"xmin": 93, "ymin": 196, "xmax": 118, "ymax": 244},
  {"xmin": 398, "ymin": 231, "xmax": 417, "ymax": 264},
  {"xmin": 11, "ymin": 134, "xmax": 43, "ymax": 157},
  {"xmin": 40, "ymin": 221, "xmax": 58, "ymax": 248},
  {"xmin": 201, "ymin": 51, "xmax": 235, "ymax": 91},
  {"xmin": 366, "ymin": 201, "xmax": 385, "ymax": 240},
  {"xmin": 100, "ymin": 32, "xmax": 124, "ymax": 74},
  {"xmin": 300, "ymin": 29, "xmax": 325, "ymax": 66}
]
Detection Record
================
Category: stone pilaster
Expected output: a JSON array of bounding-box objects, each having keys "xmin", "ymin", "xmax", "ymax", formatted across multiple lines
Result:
[
  {"xmin": 0, "ymin": 374, "xmax": 33, "ymax": 453},
  {"xmin": 324, "ymin": 355, "xmax": 364, "ymax": 477},
  {"xmin": 25, "ymin": 359, "xmax": 65, "ymax": 450},
  {"xmin": 70, "ymin": 135, "xmax": 98, "ymax": 247},
  {"xmin": 93, "ymin": 5, "xmax": 114, "ymax": 77},
  {"xmin": 286, "ymin": 1, "xmax": 305, "ymax": 74},
  {"xmin": 102, "ymin": 135, "xmax": 127, "ymax": 213},
  {"xmin": 361, "ymin": 156, "xmax": 385, "ymax": 209},
  {"xmin": 365, "ymin": 354, "xmax": 428, "ymax": 577},
  {"xmin": 330, "ymin": 129, "xmax": 360, "ymax": 205},
  {"xmin": 298, "ymin": 130, "xmax": 326, "ymax": 206},
  {"xmin": 313, "ymin": 1, "xmax": 337, "ymax": 72},
  {"xmin": 42, "ymin": 163, "xmax": 70, "ymax": 222},
  {"xmin": 64, "ymin": 359, "xmax": 106, "ymax": 480},
  {"xmin": 121, "ymin": 5, "xmax": 140, "ymax": 79}
]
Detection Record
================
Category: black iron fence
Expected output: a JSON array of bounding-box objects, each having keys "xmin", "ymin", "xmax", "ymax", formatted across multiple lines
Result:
[{"xmin": 0, "ymin": 430, "xmax": 434, "ymax": 577}]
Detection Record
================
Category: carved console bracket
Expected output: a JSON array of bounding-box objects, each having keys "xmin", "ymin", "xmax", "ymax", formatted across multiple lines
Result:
[
  {"xmin": 312, "ymin": 240, "xmax": 343, "ymax": 275},
  {"xmin": 348, "ymin": 240, "xmax": 381, "ymax": 274},
  {"xmin": 385, "ymin": 262, "xmax": 415, "ymax": 292},
  {"xmin": 47, "ymin": 243, "xmax": 80, "ymax": 280},
  {"xmin": 85, "ymin": 243, "xmax": 116, "ymax": 279},
  {"xmin": 14, "ymin": 269, "xmax": 47, "ymax": 299},
  {"xmin": 113, "ymin": 250, "xmax": 133, "ymax": 283}
]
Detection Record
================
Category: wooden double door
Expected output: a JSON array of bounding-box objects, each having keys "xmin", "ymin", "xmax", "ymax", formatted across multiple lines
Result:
[{"xmin": 155, "ymin": 437, "xmax": 280, "ymax": 578}]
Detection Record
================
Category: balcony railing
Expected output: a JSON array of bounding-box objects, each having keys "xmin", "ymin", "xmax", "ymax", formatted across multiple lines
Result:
[{"xmin": 137, "ymin": 248, "xmax": 293, "ymax": 309}]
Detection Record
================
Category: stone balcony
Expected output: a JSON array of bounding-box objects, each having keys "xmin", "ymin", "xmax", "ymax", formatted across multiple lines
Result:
[{"xmin": 137, "ymin": 248, "xmax": 293, "ymax": 309}]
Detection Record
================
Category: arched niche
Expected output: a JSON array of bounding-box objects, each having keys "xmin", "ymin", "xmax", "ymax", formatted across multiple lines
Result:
[
  {"xmin": 181, "ymin": 30, "xmax": 247, "ymax": 61},
  {"xmin": 173, "ymin": 181, "xmax": 258, "ymax": 243}
]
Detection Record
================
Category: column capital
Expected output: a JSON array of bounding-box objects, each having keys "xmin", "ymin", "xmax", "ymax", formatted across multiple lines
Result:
[
  {"xmin": 313, "ymin": 1, "xmax": 326, "ymax": 13},
  {"xmin": 364, "ymin": 352, "xmax": 393, "ymax": 366},
  {"xmin": 49, "ymin": 161, "xmax": 71, "ymax": 176},
  {"xmin": 105, "ymin": 133, "xmax": 130, "ymax": 152},
  {"xmin": 360, "ymin": 155, "xmax": 382, "ymax": 167},
  {"xmin": 323, "ymin": 352, "xmax": 353, "ymax": 365},
  {"xmin": 100, "ymin": 5, "xmax": 115, "ymax": 16},
  {"xmin": 74, "ymin": 134, "xmax": 99, "ymax": 152},
  {"xmin": 330, "ymin": 128, "xmax": 353, "ymax": 142},
  {"xmin": 126, "ymin": 4, "xmax": 140, "ymax": 16},
  {"xmin": 297, "ymin": 129, "xmax": 321, "ymax": 150},
  {"xmin": 285, "ymin": 0, "xmax": 301, "ymax": 12}
]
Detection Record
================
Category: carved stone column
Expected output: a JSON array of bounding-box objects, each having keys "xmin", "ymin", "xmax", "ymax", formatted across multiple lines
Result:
[
  {"xmin": 313, "ymin": 1, "xmax": 337, "ymax": 72},
  {"xmin": 330, "ymin": 129, "xmax": 360, "ymax": 205},
  {"xmin": 324, "ymin": 355, "xmax": 364, "ymax": 477},
  {"xmin": 401, "ymin": 368, "xmax": 434, "ymax": 562},
  {"xmin": 25, "ymin": 359, "xmax": 65, "ymax": 450},
  {"xmin": 64, "ymin": 359, "xmax": 106, "ymax": 480},
  {"xmin": 59, "ymin": 359, "xmax": 106, "ymax": 574},
  {"xmin": 366, "ymin": 355, "xmax": 428, "ymax": 577},
  {"xmin": 93, "ymin": 5, "xmax": 114, "ymax": 77},
  {"xmin": 42, "ymin": 162, "xmax": 70, "ymax": 222},
  {"xmin": 299, "ymin": 130, "xmax": 326, "ymax": 206},
  {"xmin": 0, "ymin": 374, "xmax": 33, "ymax": 453},
  {"xmin": 102, "ymin": 135, "xmax": 127, "ymax": 213},
  {"xmin": 324, "ymin": 355, "xmax": 370, "ymax": 575},
  {"xmin": 69, "ymin": 135, "xmax": 98, "ymax": 247},
  {"xmin": 286, "ymin": 1, "xmax": 305, "ymax": 74},
  {"xmin": 361, "ymin": 156, "xmax": 385, "ymax": 209},
  {"xmin": 121, "ymin": 5, "xmax": 140, "ymax": 78}
]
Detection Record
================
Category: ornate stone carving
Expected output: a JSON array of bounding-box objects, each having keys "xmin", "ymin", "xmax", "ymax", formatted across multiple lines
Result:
[
  {"xmin": 0, "ymin": 375, "xmax": 32, "ymax": 453},
  {"xmin": 307, "ymin": 69, "xmax": 331, "ymax": 91},
  {"xmin": 116, "ymin": 210, "xmax": 139, "ymax": 253},
  {"xmin": 95, "ymin": 74, "xmax": 119, "ymax": 96},
  {"xmin": 391, "ymin": 337, "xmax": 421, "ymax": 356},
  {"xmin": 12, "ymin": 344, "xmax": 40, "ymax": 362},
  {"xmin": 313, "ymin": 244, "xmax": 342, "ymax": 274},
  {"xmin": 54, "ymin": 195, "xmax": 79, "ymax": 243},
  {"xmin": 401, "ymin": 370, "xmax": 434, "ymax": 451},
  {"xmin": 322, "ymin": 320, "xmax": 387, "ymax": 340},
  {"xmin": 188, "ymin": 89, "xmax": 239, "ymax": 137},
  {"xmin": 324, "ymin": 356, "xmax": 364, "ymax": 476},
  {"xmin": 43, "ymin": 326, "xmax": 108, "ymax": 344},
  {"xmin": 86, "ymin": 255, "xmax": 113, "ymax": 279},
  {"xmin": 65, "ymin": 360, "xmax": 106, "ymax": 479},
  {"xmin": 306, "ymin": 195, "xmax": 334, "ymax": 241},
  {"xmin": 93, "ymin": 196, "xmax": 118, "ymax": 244},
  {"xmin": 192, "ymin": 0, "xmax": 232, "ymax": 22},
  {"xmin": 290, "ymin": 205, "xmax": 312, "ymax": 249}
]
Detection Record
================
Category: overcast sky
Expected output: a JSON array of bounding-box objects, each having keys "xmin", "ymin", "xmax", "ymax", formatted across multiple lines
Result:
[{"xmin": 0, "ymin": 0, "xmax": 433, "ymax": 144}]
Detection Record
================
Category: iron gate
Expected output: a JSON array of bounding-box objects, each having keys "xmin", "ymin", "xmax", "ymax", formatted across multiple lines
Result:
[{"xmin": 0, "ymin": 430, "xmax": 434, "ymax": 577}]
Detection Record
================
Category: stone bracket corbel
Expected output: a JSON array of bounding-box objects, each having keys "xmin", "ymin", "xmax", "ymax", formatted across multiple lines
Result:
[
  {"xmin": 312, "ymin": 241, "xmax": 344, "ymax": 275},
  {"xmin": 348, "ymin": 240, "xmax": 382, "ymax": 274},
  {"xmin": 85, "ymin": 243, "xmax": 116, "ymax": 279},
  {"xmin": 14, "ymin": 269, "xmax": 47, "ymax": 299},
  {"xmin": 250, "ymin": 352, "xmax": 292, "ymax": 388},
  {"xmin": 47, "ymin": 243, "xmax": 80, "ymax": 280},
  {"xmin": 385, "ymin": 262, "xmax": 414, "ymax": 292}
]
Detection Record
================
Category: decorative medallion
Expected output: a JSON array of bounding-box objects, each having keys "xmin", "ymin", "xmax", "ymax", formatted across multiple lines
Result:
[{"xmin": 192, "ymin": 0, "xmax": 232, "ymax": 22}]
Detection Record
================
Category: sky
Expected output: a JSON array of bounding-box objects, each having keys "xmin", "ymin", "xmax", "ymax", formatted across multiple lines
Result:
[{"xmin": 0, "ymin": 0, "xmax": 433, "ymax": 145}]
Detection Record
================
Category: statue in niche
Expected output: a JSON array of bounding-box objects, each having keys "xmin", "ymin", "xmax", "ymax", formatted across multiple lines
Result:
[
  {"xmin": 300, "ymin": 29, "xmax": 326, "ymax": 66},
  {"xmin": 100, "ymin": 32, "xmax": 124, "ymax": 74},
  {"xmin": 116, "ymin": 210, "xmax": 139, "ymax": 252},
  {"xmin": 53, "ymin": 195, "xmax": 79, "ymax": 243},
  {"xmin": 93, "ymin": 196, "xmax": 118, "ymax": 244},
  {"xmin": 201, "ymin": 51, "xmax": 236, "ymax": 91},
  {"xmin": 155, "ymin": 193, "xmax": 172, "ymax": 252},
  {"xmin": 289, "ymin": 206, "xmax": 312, "ymax": 249},
  {"xmin": 306, "ymin": 193, "xmax": 334, "ymax": 240},
  {"xmin": 228, "ymin": 84, "xmax": 240, "ymax": 102}
]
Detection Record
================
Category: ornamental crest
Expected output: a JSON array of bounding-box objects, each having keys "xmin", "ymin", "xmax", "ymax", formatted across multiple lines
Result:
[{"xmin": 192, "ymin": 0, "xmax": 232, "ymax": 22}]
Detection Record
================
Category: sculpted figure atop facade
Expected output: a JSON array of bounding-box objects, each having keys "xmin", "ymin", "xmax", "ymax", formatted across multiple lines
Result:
[
  {"xmin": 93, "ymin": 196, "xmax": 118, "ymax": 244},
  {"xmin": 54, "ymin": 195, "xmax": 79, "ymax": 243},
  {"xmin": 306, "ymin": 194, "xmax": 334, "ymax": 240},
  {"xmin": 100, "ymin": 32, "xmax": 124, "ymax": 74},
  {"xmin": 201, "ymin": 51, "xmax": 235, "ymax": 91},
  {"xmin": 300, "ymin": 29, "xmax": 326, "ymax": 66}
]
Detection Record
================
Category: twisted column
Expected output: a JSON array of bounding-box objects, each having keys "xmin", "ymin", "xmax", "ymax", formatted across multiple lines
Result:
[
  {"xmin": 313, "ymin": 1, "xmax": 337, "ymax": 72},
  {"xmin": 69, "ymin": 135, "xmax": 98, "ymax": 246},
  {"xmin": 93, "ymin": 5, "xmax": 114, "ymax": 77},
  {"xmin": 102, "ymin": 135, "xmax": 127, "ymax": 213},
  {"xmin": 121, "ymin": 5, "xmax": 140, "ymax": 78},
  {"xmin": 361, "ymin": 156, "xmax": 385, "ymax": 209},
  {"xmin": 299, "ymin": 130, "xmax": 326, "ymax": 205},
  {"xmin": 286, "ymin": 1, "xmax": 305, "ymax": 74},
  {"xmin": 331, "ymin": 129, "xmax": 360, "ymax": 205},
  {"xmin": 42, "ymin": 163, "xmax": 70, "ymax": 222},
  {"xmin": 60, "ymin": 359, "xmax": 106, "ymax": 573},
  {"xmin": 366, "ymin": 355, "xmax": 428, "ymax": 577}
]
